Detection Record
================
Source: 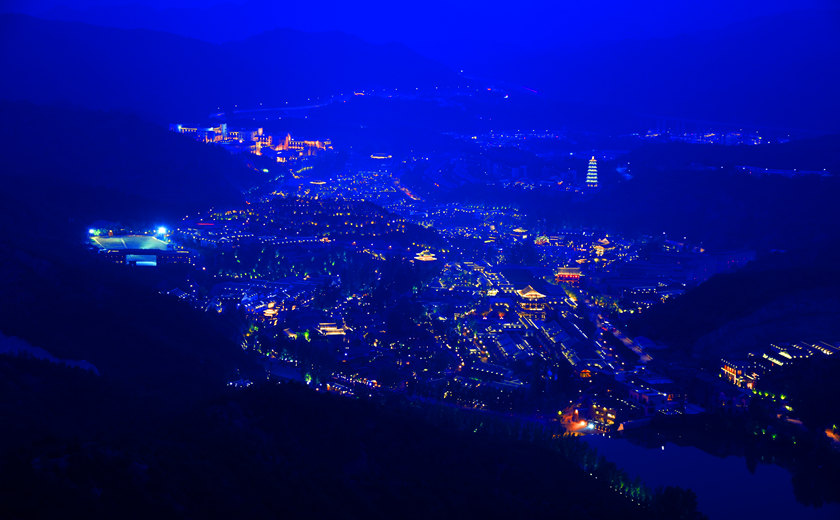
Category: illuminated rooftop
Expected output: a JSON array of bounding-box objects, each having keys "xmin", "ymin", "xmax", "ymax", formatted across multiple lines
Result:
[
  {"xmin": 414, "ymin": 250, "xmax": 438, "ymax": 261},
  {"xmin": 516, "ymin": 285, "xmax": 546, "ymax": 299},
  {"xmin": 91, "ymin": 235, "xmax": 169, "ymax": 250}
]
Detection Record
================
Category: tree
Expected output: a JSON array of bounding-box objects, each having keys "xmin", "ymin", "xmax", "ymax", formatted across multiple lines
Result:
[{"xmin": 650, "ymin": 486, "xmax": 706, "ymax": 520}]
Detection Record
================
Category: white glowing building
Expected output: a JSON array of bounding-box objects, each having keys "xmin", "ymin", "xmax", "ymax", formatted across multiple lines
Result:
[{"xmin": 586, "ymin": 156, "xmax": 598, "ymax": 188}]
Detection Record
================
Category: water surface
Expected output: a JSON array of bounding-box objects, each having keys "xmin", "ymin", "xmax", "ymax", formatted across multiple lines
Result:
[{"xmin": 584, "ymin": 435, "xmax": 840, "ymax": 520}]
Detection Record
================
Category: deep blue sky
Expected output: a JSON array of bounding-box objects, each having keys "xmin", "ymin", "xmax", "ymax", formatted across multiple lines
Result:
[{"xmin": 3, "ymin": 0, "xmax": 834, "ymax": 46}]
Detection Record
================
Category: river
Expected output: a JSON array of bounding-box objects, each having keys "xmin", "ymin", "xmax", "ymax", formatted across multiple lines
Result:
[{"xmin": 584, "ymin": 435, "xmax": 840, "ymax": 519}]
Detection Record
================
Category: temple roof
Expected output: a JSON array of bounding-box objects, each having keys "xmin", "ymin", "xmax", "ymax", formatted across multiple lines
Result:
[{"xmin": 516, "ymin": 285, "xmax": 546, "ymax": 299}]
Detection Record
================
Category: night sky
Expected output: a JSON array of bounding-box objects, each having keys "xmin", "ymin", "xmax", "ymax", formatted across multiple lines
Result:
[{"xmin": 4, "ymin": 0, "xmax": 834, "ymax": 46}]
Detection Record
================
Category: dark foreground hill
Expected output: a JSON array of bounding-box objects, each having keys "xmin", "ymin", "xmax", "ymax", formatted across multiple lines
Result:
[
  {"xmin": 0, "ymin": 359, "xmax": 657, "ymax": 519},
  {"xmin": 0, "ymin": 242, "xmax": 701, "ymax": 519}
]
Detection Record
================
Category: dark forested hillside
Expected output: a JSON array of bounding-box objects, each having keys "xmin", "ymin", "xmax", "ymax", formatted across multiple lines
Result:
[
  {"xmin": 444, "ymin": 161, "xmax": 840, "ymax": 252},
  {"xmin": 0, "ymin": 101, "xmax": 255, "ymax": 237},
  {"xmin": 630, "ymin": 247, "xmax": 840, "ymax": 359},
  {"xmin": 0, "ymin": 369, "xmax": 655, "ymax": 519},
  {"xmin": 579, "ymin": 165, "xmax": 840, "ymax": 250}
]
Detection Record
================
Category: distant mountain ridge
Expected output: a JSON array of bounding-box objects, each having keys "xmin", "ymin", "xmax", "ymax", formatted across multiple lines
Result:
[
  {"xmin": 0, "ymin": 14, "xmax": 459, "ymax": 121},
  {"xmin": 2, "ymin": 10, "xmax": 837, "ymax": 131},
  {"xmin": 454, "ymin": 9, "xmax": 840, "ymax": 132}
]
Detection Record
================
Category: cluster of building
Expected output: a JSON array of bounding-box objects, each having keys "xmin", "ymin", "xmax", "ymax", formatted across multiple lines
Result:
[
  {"xmin": 87, "ymin": 228, "xmax": 195, "ymax": 268},
  {"xmin": 210, "ymin": 279, "xmax": 318, "ymax": 321},
  {"xmin": 90, "ymin": 115, "xmax": 786, "ymax": 432},
  {"xmin": 267, "ymin": 153, "xmax": 402, "ymax": 204},
  {"xmin": 170, "ymin": 123, "xmax": 332, "ymax": 162},
  {"xmin": 142, "ymin": 158, "xmax": 749, "ymax": 413},
  {"xmin": 415, "ymin": 259, "xmax": 645, "ymax": 411},
  {"xmin": 431, "ymin": 130, "xmax": 622, "ymax": 193},
  {"xmin": 721, "ymin": 341, "xmax": 840, "ymax": 390},
  {"xmin": 176, "ymin": 198, "xmax": 414, "ymax": 250},
  {"xmin": 586, "ymin": 247, "xmax": 755, "ymax": 313},
  {"xmin": 639, "ymin": 128, "xmax": 780, "ymax": 146},
  {"xmin": 562, "ymin": 367, "xmax": 695, "ymax": 434}
]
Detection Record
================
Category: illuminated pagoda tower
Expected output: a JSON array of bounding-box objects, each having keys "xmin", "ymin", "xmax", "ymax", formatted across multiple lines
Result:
[{"xmin": 586, "ymin": 156, "xmax": 598, "ymax": 188}]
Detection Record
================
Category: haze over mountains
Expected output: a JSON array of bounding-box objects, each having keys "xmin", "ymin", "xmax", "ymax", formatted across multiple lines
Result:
[
  {"xmin": 13, "ymin": 0, "xmax": 834, "ymax": 47},
  {"xmin": 469, "ymin": 9, "xmax": 840, "ymax": 132},
  {"xmin": 1, "ymin": 4, "xmax": 839, "ymax": 131},
  {"xmin": 0, "ymin": 14, "xmax": 457, "ymax": 122}
]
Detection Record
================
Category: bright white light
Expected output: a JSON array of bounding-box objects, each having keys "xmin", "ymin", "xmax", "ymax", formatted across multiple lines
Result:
[
  {"xmin": 157, "ymin": 226, "xmax": 167, "ymax": 235},
  {"xmin": 88, "ymin": 229, "xmax": 96, "ymax": 235}
]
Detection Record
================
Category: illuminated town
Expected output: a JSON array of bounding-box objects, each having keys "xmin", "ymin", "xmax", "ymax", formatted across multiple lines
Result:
[
  {"xmin": 88, "ymin": 126, "xmax": 787, "ymax": 430},
  {"xmin": 72, "ymin": 93, "xmax": 840, "ymax": 518}
]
